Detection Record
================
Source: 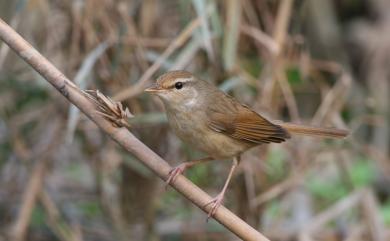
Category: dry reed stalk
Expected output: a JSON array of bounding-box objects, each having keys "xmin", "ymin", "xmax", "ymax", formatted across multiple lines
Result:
[
  {"xmin": 192, "ymin": 0, "xmax": 215, "ymax": 61},
  {"xmin": 10, "ymin": 159, "xmax": 48, "ymax": 241},
  {"xmin": 40, "ymin": 191, "xmax": 84, "ymax": 241},
  {"xmin": 119, "ymin": 36, "xmax": 170, "ymax": 48},
  {"xmin": 271, "ymin": 0, "xmax": 300, "ymax": 122},
  {"xmin": 121, "ymin": 10, "xmax": 149, "ymax": 71},
  {"xmin": 9, "ymin": 120, "xmax": 61, "ymax": 241},
  {"xmin": 299, "ymin": 189, "xmax": 385, "ymax": 241},
  {"xmin": 0, "ymin": 18, "xmax": 270, "ymax": 241},
  {"xmin": 274, "ymin": 68, "xmax": 300, "ymax": 122},
  {"xmin": 113, "ymin": 16, "xmax": 203, "ymax": 101},
  {"xmin": 223, "ymin": 0, "xmax": 241, "ymax": 71},
  {"xmin": 240, "ymin": 24, "xmax": 279, "ymax": 54},
  {"xmin": 298, "ymin": 190, "xmax": 363, "ymax": 240},
  {"xmin": 250, "ymin": 172, "xmax": 302, "ymax": 208},
  {"xmin": 272, "ymin": 0, "xmax": 294, "ymax": 48},
  {"xmin": 361, "ymin": 189, "xmax": 386, "ymax": 241},
  {"xmin": 259, "ymin": 0, "xmax": 296, "ymax": 117},
  {"xmin": 311, "ymin": 72, "xmax": 351, "ymax": 125}
]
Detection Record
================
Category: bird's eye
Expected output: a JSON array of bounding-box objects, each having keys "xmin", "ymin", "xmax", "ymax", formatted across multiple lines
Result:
[{"xmin": 174, "ymin": 82, "xmax": 183, "ymax": 89}]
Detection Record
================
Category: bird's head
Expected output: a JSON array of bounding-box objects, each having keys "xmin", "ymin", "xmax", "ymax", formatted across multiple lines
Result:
[{"xmin": 145, "ymin": 70, "xmax": 204, "ymax": 108}]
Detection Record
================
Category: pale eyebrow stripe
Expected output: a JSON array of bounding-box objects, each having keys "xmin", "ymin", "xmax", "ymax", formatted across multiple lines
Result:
[
  {"xmin": 167, "ymin": 77, "xmax": 193, "ymax": 88},
  {"xmin": 175, "ymin": 77, "xmax": 193, "ymax": 83}
]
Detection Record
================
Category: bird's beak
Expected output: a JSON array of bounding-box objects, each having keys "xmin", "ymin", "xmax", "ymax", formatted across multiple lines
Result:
[{"xmin": 144, "ymin": 83, "xmax": 164, "ymax": 93}]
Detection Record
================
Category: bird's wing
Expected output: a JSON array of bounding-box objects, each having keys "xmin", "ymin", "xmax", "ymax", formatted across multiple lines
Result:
[{"xmin": 206, "ymin": 94, "xmax": 290, "ymax": 144}]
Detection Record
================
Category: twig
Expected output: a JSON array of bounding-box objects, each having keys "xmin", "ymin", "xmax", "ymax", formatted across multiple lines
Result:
[
  {"xmin": 10, "ymin": 120, "xmax": 61, "ymax": 241},
  {"xmin": 272, "ymin": 0, "xmax": 293, "ymax": 48},
  {"xmin": 223, "ymin": 0, "xmax": 242, "ymax": 71},
  {"xmin": 298, "ymin": 189, "xmax": 363, "ymax": 239},
  {"xmin": 113, "ymin": 16, "xmax": 203, "ymax": 101},
  {"xmin": 272, "ymin": 0, "xmax": 300, "ymax": 122},
  {"xmin": 311, "ymin": 72, "xmax": 351, "ymax": 125},
  {"xmin": 240, "ymin": 24, "xmax": 279, "ymax": 55},
  {"xmin": 117, "ymin": 36, "xmax": 171, "ymax": 48},
  {"xmin": 361, "ymin": 189, "xmax": 385, "ymax": 241},
  {"xmin": 259, "ymin": 0, "xmax": 297, "ymax": 119},
  {"xmin": 192, "ymin": 0, "xmax": 215, "ymax": 61},
  {"xmin": 0, "ymin": 18, "xmax": 270, "ymax": 241},
  {"xmin": 40, "ymin": 191, "xmax": 84, "ymax": 241},
  {"xmin": 10, "ymin": 159, "xmax": 48, "ymax": 241},
  {"xmin": 274, "ymin": 68, "xmax": 300, "ymax": 122},
  {"xmin": 250, "ymin": 172, "xmax": 302, "ymax": 208}
]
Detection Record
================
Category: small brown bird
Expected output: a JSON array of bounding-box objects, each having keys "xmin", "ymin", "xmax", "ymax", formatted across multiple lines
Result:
[{"xmin": 145, "ymin": 70, "xmax": 348, "ymax": 218}]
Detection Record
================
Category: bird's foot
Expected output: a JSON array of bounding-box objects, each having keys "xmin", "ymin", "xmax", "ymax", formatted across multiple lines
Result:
[
  {"xmin": 204, "ymin": 192, "xmax": 224, "ymax": 221},
  {"xmin": 165, "ymin": 163, "xmax": 188, "ymax": 187}
]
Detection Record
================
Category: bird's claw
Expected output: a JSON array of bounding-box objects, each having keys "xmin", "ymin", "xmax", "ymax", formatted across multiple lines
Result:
[
  {"xmin": 165, "ymin": 164, "xmax": 187, "ymax": 188},
  {"xmin": 204, "ymin": 193, "xmax": 224, "ymax": 221}
]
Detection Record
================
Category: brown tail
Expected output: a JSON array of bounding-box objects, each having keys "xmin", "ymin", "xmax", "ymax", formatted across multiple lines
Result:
[{"xmin": 278, "ymin": 122, "xmax": 349, "ymax": 139}]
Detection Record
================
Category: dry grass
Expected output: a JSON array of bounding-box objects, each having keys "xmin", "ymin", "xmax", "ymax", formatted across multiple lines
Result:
[{"xmin": 0, "ymin": 0, "xmax": 388, "ymax": 240}]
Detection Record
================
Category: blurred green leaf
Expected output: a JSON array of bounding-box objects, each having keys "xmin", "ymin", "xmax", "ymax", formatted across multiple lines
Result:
[
  {"xmin": 341, "ymin": 109, "xmax": 352, "ymax": 122},
  {"xmin": 66, "ymin": 162, "xmax": 85, "ymax": 180},
  {"xmin": 31, "ymin": 206, "xmax": 46, "ymax": 228},
  {"xmin": 240, "ymin": 57, "xmax": 263, "ymax": 77},
  {"xmin": 380, "ymin": 201, "xmax": 390, "ymax": 226},
  {"xmin": 286, "ymin": 67, "xmax": 302, "ymax": 86},
  {"xmin": 187, "ymin": 163, "xmax": 210, "ymax": 186},
  {"xmin": 265, "ymin": 148, "xmax": 287, "ymax": 182},
  {"xmin": 348, "ymin": 157, "xmax": 375, "ymax": 187},
  {"xmin": 306, "ymin": 175, "xmax": 349, "ymax": 204},
  {"xmin": 0, "ymin": 78, "xmax": 49, "ymax": 113},
  {"xmin": 0, "ymin": 141, "xmax": 11, "ymax": 167},
  {"xmin": 264, "ymin": 200, "xmax": 281, "ymax": 219},
  {"xmin": 79, "ymin": 201, "xmax": 101, "ymax": 218}
]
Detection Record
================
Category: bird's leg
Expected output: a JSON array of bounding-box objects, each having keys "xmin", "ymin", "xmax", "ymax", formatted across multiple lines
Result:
[
  {"xmin": 204, "ymin": 156, "xmax": 239, "ymax": 220},
  {"xmin": 166, "ymin": 157, "xmax": 214, "ymax": 185}
]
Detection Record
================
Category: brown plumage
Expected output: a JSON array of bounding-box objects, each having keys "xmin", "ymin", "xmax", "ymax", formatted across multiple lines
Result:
[
  {"xmin": 145, "ymin": 70, "xmax": 348, "ymax": 219},
  {"xmin": 278, "ymin": 122, "xmax": 348, "ymax": 138},
  {"xmin": 207, "ymin": 95, "xmax": 290, "ymax": 145}
]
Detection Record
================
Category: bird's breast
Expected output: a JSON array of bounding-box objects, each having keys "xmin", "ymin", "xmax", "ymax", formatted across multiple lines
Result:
[{"xmin": 166, "ymin": 108, "xmax": 252, "ymax": 159}]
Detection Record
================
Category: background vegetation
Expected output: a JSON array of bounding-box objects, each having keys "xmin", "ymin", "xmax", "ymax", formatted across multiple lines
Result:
[{"xmin": 0, "ymin": 0, "xmax": 389, "ymax": 240}]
